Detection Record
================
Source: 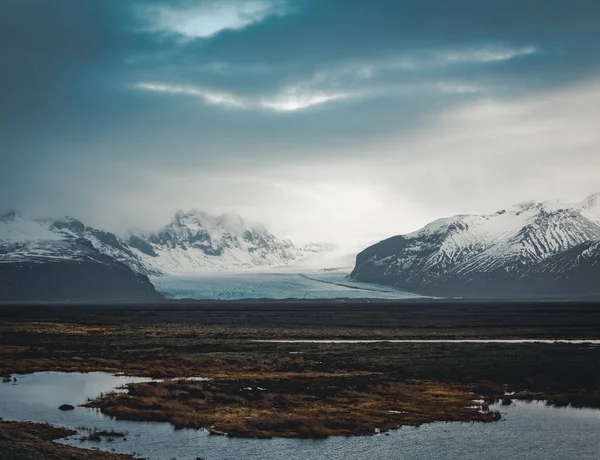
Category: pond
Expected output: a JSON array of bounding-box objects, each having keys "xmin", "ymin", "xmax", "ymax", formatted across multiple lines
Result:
[
  {"xmin": 1, "ymin": 372, "xmax": 600, "ymax": 460},
  {"xmin": 254, "ymin": 339, "xmax": 600, "ymax": 344}
]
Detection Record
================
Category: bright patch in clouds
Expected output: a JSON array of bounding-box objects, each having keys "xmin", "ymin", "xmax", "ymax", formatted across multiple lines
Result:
[
  {"xmin": 441, "ymin": 46, "xmax": 538, "ymax": 63},
  {"xmin": 134, "ymin": 83, "xmax": 245, "ymax": 107},
  {"xmin": 134, "ymin": 82, "xmax": 351, "ymax": 112},
  {"xmin": 141, "ymin": 1, "xmax": 287, "ymax": 39},
  {"xmin": 133, "ymin": 43, "xmax": 538, "ymax": 115},
  {"xmin": 261, "ymin": 87, "xmax": 351, "ymax": 111}
]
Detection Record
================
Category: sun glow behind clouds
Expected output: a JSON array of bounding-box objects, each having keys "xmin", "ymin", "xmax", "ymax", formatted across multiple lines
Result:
[
  {"xmin": 134, "ymin": 82, "xmax": 352, "ymax": 112},
  {"xmin": 141, "ymin": 1, "xmax": 287, "ymax": 39},
  {"xmin": 260, "ymin": 87, "xmax": 351, "ymax": 111},
  {"xmin": 263, "ymin": 181, "xmax": 395, "ymax": 246}
]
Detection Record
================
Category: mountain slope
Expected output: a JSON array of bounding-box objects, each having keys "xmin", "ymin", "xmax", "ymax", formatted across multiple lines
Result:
[
  {"xmin": 0, "ymin": 213, "xmax": 161, "ymax": 302},
  {"xmin": 1, "ymin": 210, "xmax": 334, "ymax": 282},
  {"xmin": 350, "ymin": 193, "xmax": 600, "ymax": 298},
  {"xmin": 125, "ymin": 211, "xmax": 323, "ymax": 275},
  {"xmin": 43, "ymin": 217, "xmax": 158, "ymax": 275}
]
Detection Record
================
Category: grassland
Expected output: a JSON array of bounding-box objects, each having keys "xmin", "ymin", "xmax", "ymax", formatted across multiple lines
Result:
[{"xmin": 0, "ymin": 300, "xmax": 599, "ymax": 445}]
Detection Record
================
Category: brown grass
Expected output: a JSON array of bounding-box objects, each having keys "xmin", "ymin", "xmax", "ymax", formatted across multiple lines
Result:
[
  {"xmin": 2, "ymin": 314, "xmax": 600, "ymax": 439},
  {"xmin": 79, "ymin": 429, "xmax": 127, "ymax": 442},
  {"xmin": 84, "ymin": 376, "xmax": 500, "ymax": 438},
  {"xmin": 0, "ymin": 421, "xmax": 136, "ymax": 459}
]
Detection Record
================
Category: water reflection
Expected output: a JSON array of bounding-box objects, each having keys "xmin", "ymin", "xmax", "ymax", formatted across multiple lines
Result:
[{"xmin": 1, "ymin": 372, "xmax": 600, "ymax": 460}]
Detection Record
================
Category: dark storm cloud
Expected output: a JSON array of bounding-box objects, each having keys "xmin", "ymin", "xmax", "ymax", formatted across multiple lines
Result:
[
  {"xmin": 180, "ymin": 0, "xmax": 600, "ymax": 91},
  {"xmin": 3, "ymin": 0, "xmax": 599, "ymax": 150},
  {"xmin": 1, "ymin": 0, "xmax": 599, "ymax": 239}
]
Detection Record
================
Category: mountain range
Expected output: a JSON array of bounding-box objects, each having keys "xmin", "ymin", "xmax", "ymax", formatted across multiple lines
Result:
[
  {"xmin": 350, "ymin": 193, "xmax": 600, "ymax": 298},
  {"xmin": 0, "ymin": 212, "xmax": 161, "ymax": 302},
  {"xmin": 3, "ymin": 192, "xmax": 600, "ymax": 301},
  {"xmin": 0, "ymin": 210, "xmax": 334, "ymax": 301}
]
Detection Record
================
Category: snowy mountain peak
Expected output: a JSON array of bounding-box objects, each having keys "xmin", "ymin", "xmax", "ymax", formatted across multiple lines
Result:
[
  {"xmin": 351, "ymin": 192, "xmax": 600, "ymax": 298},
  {"xmin": 512, "ymin": 200, "xmax": 539, "ymax": 211},
  {"xmin": 581, "ymin": 192, "xmax": 600, "ymax": 218},
  {"xmin": 216, "ymin": 212, "xmax": 257, "ymax": 234},
  {"xmin": 0, "ymin": 210, "xmax": 18, "ymax": 222},
  {"xmin": 583, "ymin": 192, "xmax": 600, "ymax": 204},
  {"xmin": 126, "ymin": 210, "xmax": 306, "ymax": 274},
  {"xmin": 173, "ymin": 210, "xmax": 267, "ymax": 236},
  {"xmin": 1, "ymin": 210, "xmax": 334, "ymax": 277},
  {"xmin": 147, "ymin": 210, "xmax": 277, "ymax": 252},
  {"xmin": 580, "ymin": 192, "xmax": 600, "ymax": 223},
  {"xmin": 0, "ymin": 212, "xmax": 64, "ymax": 243},
  {"xmin": 174, "ymin": 209, "xmax": 210, "ymax": 227},
  {"xmin": 47, "ymin": 216, "xmax": 87, "ymax": 233}
]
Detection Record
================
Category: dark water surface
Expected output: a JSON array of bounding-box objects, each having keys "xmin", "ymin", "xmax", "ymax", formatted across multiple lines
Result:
[{"xmin": 1, "ymin": 372, "xmax": 600, "ymax": 460}]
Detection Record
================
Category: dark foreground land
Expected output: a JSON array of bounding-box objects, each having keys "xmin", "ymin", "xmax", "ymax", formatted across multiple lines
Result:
[
  {"xmin": 1, "ymin": 300, "xmax": 600, "ymax": 457},
  {"xmin": 0, "ymin": 422, "xmax": 135, "ymax": 460}
]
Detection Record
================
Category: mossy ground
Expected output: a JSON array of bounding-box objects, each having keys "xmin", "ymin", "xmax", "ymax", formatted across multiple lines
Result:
[
  {"xmin": 0, "ymin": 421, "xmax": 135, "ymax": 459},
  {"xmin": 1, "ymin": 301, "xmax": 599, "ymax": 443}
]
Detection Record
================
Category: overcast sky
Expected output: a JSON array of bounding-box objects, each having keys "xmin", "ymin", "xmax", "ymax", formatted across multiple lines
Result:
[{"xmin": 1, "ymin": 0, "xmax": 599, "ymax": 246}]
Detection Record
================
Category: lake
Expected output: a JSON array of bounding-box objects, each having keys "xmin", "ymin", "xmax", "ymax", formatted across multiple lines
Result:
[{"xmin": 1, "ymin": 372, "xmax": 600, "ymax": 459}]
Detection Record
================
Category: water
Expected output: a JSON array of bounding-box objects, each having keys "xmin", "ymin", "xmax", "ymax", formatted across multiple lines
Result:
[
  {"xmin": 2, "ymin": 372, "xmax": 600, "ymax": 459},
  {"xmin": 152, "ymin": 271, "xmax": 424, "ymax": 300},
  {"xmin": 254, "ymin": 339, "xmax": 600, "ymax": 344},
  {"xmin": 0, "ymin": 372, "xmax": 153, "ymax": 425}
]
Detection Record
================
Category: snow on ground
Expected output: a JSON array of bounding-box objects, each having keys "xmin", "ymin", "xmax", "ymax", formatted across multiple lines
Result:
[
  {"xmin": 0, "ymin": 213, "xmax": 63, "ymax": 243},
  {"xmin": 581, "ymin": 192, "xmax": 600, "ymax": 223}
]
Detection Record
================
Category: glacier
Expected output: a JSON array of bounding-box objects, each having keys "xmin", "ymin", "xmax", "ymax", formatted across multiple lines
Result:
[{"xmin": 152, "ymin": 270, "xmax": 424, "ymax": 300}]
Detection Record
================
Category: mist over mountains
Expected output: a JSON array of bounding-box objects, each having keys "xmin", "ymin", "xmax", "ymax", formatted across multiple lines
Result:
[
  {"xmin": 0, "ymin": 210, "xmax": 336, "ymax": 301},
  {"xmin": 2, "ymin": 193, "xmax": 600, "ymax": 301},
  {"xmin": 1, "ymin": 210, "xmax": 334, "ymax": 275}
]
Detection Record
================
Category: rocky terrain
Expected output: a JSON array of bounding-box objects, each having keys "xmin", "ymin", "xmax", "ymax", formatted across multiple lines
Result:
[
  {"xmin": 0, "ymin": 210, "xmax": 332, "ymax": 301},
  {"xmin": 351, "ymin": 193, "xmax": 600, "ymax": 298},
  {"xmin": 0, "ymin": 213, "xmax": 157, "ymax": 301}
]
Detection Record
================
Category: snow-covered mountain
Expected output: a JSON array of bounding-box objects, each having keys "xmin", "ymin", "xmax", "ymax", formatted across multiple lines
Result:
[
  {"xmin": 40, "ymin": 216, "xmax": 155, "ymax": 275},
  {"xmin": 1, "ymin": 210, "xmax": 333, "ymax": 277},
  {"xmin": 124, "ymin": 210, "xmax": 326, "ymax": 275},
  {"xmin": 350, "ymin": 193, "xmax": 600, "ymax": 298},
  {"xmin": 0, "ymin": 209, "xmax": 335, "ymax": 300},
  {"xmin": 0, "ymin": 212, "xmax": 160, "ymax": 301}
]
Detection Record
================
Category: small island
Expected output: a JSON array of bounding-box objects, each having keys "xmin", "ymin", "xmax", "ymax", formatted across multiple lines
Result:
[{"xmin": 1, "ymin": 300, "xmax": 600, "ymax": 452}]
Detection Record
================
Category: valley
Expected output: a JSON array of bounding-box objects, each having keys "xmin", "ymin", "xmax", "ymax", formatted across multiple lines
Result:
[
  {"xmin": 152, "ymin": 270, "xmax": 421, "ymax": 300},
  {"xmin": 2, "ymin": 192, "xmax": 600, "ymax": 302}
]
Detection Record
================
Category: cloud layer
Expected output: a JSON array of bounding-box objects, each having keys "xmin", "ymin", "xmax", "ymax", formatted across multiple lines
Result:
[{"xmin": 1, "ymin": 0, "xmax": 599, "ymax": 245}]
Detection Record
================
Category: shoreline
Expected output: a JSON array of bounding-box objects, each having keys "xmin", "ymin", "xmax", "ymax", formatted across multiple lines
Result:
[
  {"xmin": 2, "ymin": 301, "xmax": 600, "ymax": 449},
  {"xmin": 0, "ymin": 421, "xmax": 136, "ymax": 459}
]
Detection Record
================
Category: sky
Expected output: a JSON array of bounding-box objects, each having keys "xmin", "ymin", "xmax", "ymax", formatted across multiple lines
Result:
[{"xmin": 1, "ymin": 0, "xmax": 600, "ymax": 247}]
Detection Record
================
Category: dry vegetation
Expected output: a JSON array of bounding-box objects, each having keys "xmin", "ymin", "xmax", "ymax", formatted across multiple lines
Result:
[
  {"xmin": 1, "ymin": 301, "xmax": 599, "ymax": 442},
  {"xmin": 83, "ymin": 376, "xmax": 500, "ymax": 438},
  {"xmin": 0, "ymin": 421, "xmax": 136, "ymax": 459},
  {"xmin": 78, "ymin": 429, "xmax": 128, "ymax": 443}
]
